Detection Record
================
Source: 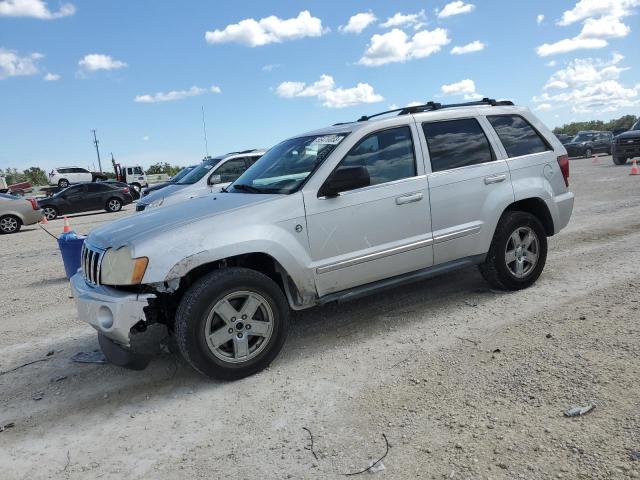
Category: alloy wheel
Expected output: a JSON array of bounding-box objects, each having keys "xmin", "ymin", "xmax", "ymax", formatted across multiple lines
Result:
[
  {"xmin": 504, "ymin": 226, "xmax": 539, "ymax": 278},
  {"xmin": 0, "ymin": 216, "xmax": 19, "ymax": 233},
  {"xmin": 204, "ymin": 290, "xmax": 274, "ymax": 364},
  {"xmin": 44, "ymin": 207, "xmax": 57, "ymax": 220},
  {"xmin": 108, "ymin": 199, "xmax": 121, "ymax": 211}
]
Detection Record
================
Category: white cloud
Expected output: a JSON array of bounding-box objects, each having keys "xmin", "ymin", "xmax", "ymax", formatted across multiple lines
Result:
[
  {"xmin": 43, "ymin": 72, "xmax": 60, "ymax": 81},
  {"xmin": 437, "ymin": 1, "xmax": 475, "ymax": 18},
  {"xmin": 441, "ymin": 78, "xmax": 482, "ymax": 100},
  {"xmin": 379, "ymin": 10, "xmax": 426, "ymax": 28},
  {"xmin": 535, "ymin": 103, "xmax": 553, "ymax": 111},
  {"xmin": 358, "ymin": 28, "xmax": 450, "ymax": 67},
  {"xmin": 558, "ymin": 0, "xmax": 640, "ymax": 26},
  {"xmin": 0, "ymin": 0, "xmax": 75, "ymax": 19},
  {"xmin": 536, "ymin": 0, "xmax": 639, "ymax": 56},
  {"xmin": 546, "ymin": 60, "xmax": 557, "ymax": 67},
  {"xmin": 450, "ymin": 40, "xmax": 485, "ymax": 55},
  {"xmin": 134, "ymin": 85, "xmax": 221, "ymax": 103},
  {"xmin": 205, "ymin": 10, "xmax": 326, "ymax": 47},
  {"xmin": 537, "ymin": 14, "xmax": 545, "ymax": 24},
  {"xmin": 339, "ymin": 11, "xmax": 377, "ymax": 34},
  {"xmin": 275, "ymin": 74, "xmax": 383, "ymax": 109},
  {"xmin": 78, "ymin": 54, "xmax": 127, "ymax": 71},
  {"xmin": 262, "ymin": 63, "xmax": 281, "ymax": 72},
  {"xmin": 0, "ymin": 48, "xmax": 43, "ymax": 79},
  {"xmin": 142, "ymin": 136, "xmax": 150, "ymax": 141},
  {"xmin": 534, "ymin": 53, "xmax": 639, "ymax": 113}
]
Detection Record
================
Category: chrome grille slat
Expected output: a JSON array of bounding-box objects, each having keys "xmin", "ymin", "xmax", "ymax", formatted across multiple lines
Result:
[{"xmin": 81, "ymin": 243, "xmax": 104, "ymax": 286}]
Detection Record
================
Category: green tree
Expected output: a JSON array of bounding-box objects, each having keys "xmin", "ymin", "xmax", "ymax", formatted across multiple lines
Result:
[
  {"xmin": 146, "ymin": 162, "xmax": 183, "ymax": 177},
  {"xmin": 553, "ymin": 115, "xmax": 638, "ymax": 136},
  {"xmin": 23, "ymin": 167, "xmax": 48, "ymax": 186}
]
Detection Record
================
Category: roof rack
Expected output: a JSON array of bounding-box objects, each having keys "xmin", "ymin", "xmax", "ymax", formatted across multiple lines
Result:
[{"xmin": 357, "ymin": 98, "xmax": 514, "ymax": 122}]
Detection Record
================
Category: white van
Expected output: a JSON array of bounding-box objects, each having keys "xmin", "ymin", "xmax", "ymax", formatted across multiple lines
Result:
[{"xmin": 136, "ymin": 150, "xmax": 264, "ymax": 211}]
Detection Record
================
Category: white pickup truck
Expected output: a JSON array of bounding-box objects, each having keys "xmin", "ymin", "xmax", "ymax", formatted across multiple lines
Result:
[{"xmin": 71, "ymin": 99, "xmax": 574, "ymax": 380}]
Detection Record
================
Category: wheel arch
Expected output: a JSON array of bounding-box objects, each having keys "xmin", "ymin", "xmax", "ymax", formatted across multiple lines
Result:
[{"xmin": 503, "ymin": 197, "xmax": 554, "ymax": 236}]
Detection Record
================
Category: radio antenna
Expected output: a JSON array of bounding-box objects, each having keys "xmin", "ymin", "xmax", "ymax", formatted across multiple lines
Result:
[{"xmin": 201, "ymin": 106, "xmax": 209, "ymax": 157}]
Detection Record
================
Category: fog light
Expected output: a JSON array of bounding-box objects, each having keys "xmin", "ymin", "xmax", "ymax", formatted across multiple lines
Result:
[{"xmin": 98, "ymin": 305, "xmax": 114, "ymax": 330}]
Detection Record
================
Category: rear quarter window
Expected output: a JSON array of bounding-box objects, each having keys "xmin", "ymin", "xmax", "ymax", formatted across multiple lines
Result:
[{"xmin": 487, "ymin": 115, "xmax": 551, "ymax": 158}]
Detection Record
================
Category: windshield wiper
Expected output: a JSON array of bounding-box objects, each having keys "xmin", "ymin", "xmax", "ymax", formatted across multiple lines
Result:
[{"xmin": 232, "ymin": 183, "xmax": 264, "ymax": 194}]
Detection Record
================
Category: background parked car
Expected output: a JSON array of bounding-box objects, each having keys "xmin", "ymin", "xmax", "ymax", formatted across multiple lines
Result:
[
  {"xmin": 98, "ymin": 180, "xmax": 141, "ymax": 200},
  {"xmin": 555, "ymin": 133, "xmax": 572, "ymax": 145},
  {"xmin": 612, "ymin": 119, "xmax": 640, "ymax": 165},
  {"xmin": 38, "ymin": 182, "xmax": 133, "ymax": 220},
  {"xmin": 48, "ymin": 167, "xmax": 93, "ymax": 188},
  {"xmin": 141, "ymin": 165, "xmax": 196, "ymax": 197},
  {"xmin": 0, "ymin": 193, "xmax": 43, "ymax": 234},
  {"xmin": 564, "ymin": 131, "xmax": 613, "ymax": 158},
  {"xmin": 136, "ymin": 150, "xmax": 264, "ymax": 211}
]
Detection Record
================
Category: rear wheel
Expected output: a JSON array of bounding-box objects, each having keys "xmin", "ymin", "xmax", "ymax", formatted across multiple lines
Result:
[
  {"xmin": 106, "ymin": 198, "xmax": 122, "ymax": 212},
  {"xmin": 0, "ymin": 215, "xmax": 21, "ymax": 234},
  {"xmin": 43, "ymin": 206, "xmax": 58, "ymax": 220},
  {"xmin": 175, "ymin": 268, "xmax": 289, "ymax": 380},
  {"xmin": 58, "ymin": 179, "xmax": 69, "ymax": 188},
  {"xmin": 613, "ymin": 156, "xmax": 627, "ymax": 165},
  {"xmin": 585, "ymin": 148, "xmax": 592, "ymax": 158},
  {"xmin": 479, "ymin": 211, "xmax": 548, "ymax": 290}
]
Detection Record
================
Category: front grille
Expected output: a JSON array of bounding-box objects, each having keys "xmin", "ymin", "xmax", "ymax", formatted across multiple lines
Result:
[
  {"xmin": 617, "ymin": 137, "xmax": 640, "ymax": 146},
  {"xmin": 81, "ymin": 243, "xmax": 104, "ymax": 285}
]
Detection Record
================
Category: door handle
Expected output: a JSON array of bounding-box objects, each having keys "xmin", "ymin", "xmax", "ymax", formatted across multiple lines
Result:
[
  {"xmin": 395, "ymin": 192, "xmax": 423, "ymax": 205},
  {"xmin": 484, "ymin": 174, "xmax": 507, "ymax": 185}
]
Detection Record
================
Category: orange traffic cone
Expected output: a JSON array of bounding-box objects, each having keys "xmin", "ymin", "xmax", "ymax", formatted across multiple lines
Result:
[
  {"xmin": 40, "ymin": 215, "xmax": 48, "ymax": 225},
  {"xmin": 630, "ymin": 159, "xmax": 639, "ymax": 176},
  {"xmin": 62, "ymin": 216, "xmax": 72, "ymax": 233}
]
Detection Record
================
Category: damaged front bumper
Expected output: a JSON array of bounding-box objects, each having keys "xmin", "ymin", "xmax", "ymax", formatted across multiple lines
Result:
[{"xmin": 70, "ymin": 272, "xmax": 156, "ymax": 347}]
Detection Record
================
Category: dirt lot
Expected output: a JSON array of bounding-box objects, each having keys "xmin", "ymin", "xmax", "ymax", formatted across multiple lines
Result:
[{"xmin": 1, "ymin": 156, "xmax": 639, "ymax": 479}]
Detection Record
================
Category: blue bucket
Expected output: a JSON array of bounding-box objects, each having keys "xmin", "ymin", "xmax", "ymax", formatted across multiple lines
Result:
[{"xmin": 58, "ymin": 232, "xmax": 86, "ymax": 279}]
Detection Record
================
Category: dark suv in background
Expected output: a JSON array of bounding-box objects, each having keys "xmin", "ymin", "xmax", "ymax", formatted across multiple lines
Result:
[
  {"xmin": 564, "ymin": 131, "xmax": 613, "ymax": 158},
  {"xmin": 612, "ymin": 120, "xmax": 640, "ymax": 165}
]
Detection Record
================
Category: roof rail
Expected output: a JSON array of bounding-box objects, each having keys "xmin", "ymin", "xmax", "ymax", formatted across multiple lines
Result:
[{"xmin": 357, "ymin": 98, "xmax": 514, "ymax": 122}]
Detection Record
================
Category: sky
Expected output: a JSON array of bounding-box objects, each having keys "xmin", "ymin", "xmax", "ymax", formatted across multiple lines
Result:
[{"xmin": 1, "ymin": 0, "xmax": 639, "ymax": 172}]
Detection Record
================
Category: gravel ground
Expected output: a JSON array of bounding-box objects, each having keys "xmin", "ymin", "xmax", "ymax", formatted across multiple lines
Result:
[{"xmin": 1, "ymin": 155, "xmax": 639, "ymax": 479}]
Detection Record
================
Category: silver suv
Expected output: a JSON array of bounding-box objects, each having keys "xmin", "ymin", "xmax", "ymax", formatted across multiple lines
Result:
[{"xmin": 71, "ymin": 98, "xmax": 574, "ymax": 379}]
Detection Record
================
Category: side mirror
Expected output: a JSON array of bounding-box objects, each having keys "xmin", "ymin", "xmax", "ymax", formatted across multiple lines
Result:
[
  {"xmin": 208, "ymin": 174, "xmax": 222, "ymax": 185},
  {"xmin": 319, "ymin": 166, "xmax": 370, "ymax": 198}
]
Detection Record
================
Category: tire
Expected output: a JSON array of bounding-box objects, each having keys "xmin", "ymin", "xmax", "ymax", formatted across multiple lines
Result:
[
  {"xmin": 175, "ymin": 267, "xmax": 290, "ymax": 380},
  {"xmin": 105, "ymin": 197, "xmax": 122, "ymax": 212},
  {"xmin": 479, "ymin": 211, "xmax": 548, "ymax": 291},
  {"xmin": 43, "ymin": 206, "xmax": 58, "ymax": 220},
  {"xmin": 613, "ymin": 156, "xmax": 627, "ymax": 165},
  {"xmin": 58, "ymin": 179, "xmax": 69, "ymax": 188},
  {"xmin": 585, "ymin": 148, "xmax": 592, "ymax": 158},
  {"xmin": 0, "ymin": 215, "xmax": 21, "ymax": 234}
]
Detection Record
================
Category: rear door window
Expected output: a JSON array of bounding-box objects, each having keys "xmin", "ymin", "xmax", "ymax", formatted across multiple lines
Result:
[
  {"xmin": 487, "ymin": 115, "xmax": 551, "ymax": 158},
  {"xmin": 422, "ymin": 118, "xmax": 495, "ymax": 173},
  {"xmin": 215, "ymin": 158, "xmax": 248, "ymax": 183}
]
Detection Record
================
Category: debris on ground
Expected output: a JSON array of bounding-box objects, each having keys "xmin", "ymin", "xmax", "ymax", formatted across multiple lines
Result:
[
  {"xmin": 71, "ymin": 350, "xmax": 107, "ymax": 364},
  {"xmin": 0, "ymin": 422, "xmax": 15, "ymax": 433},
  {"xmin": 455, "ymin": 336, "xmax": 479, "ymax": 346},
  {"xmin": 302, "ymin": 427, "xmax": 318, "ymax": 460},
  {"xmin": 32, "ymin": 392, "xmax": 44, "ymax": 401},
  {"xmin": 464, "ymin": 299, "xmax": 478, "ymax": 307},
  {"xmin": 629, "ymin": 450, "xmax": 640, "ymax": 461},
  {"xmin": 46, "ymin": 350, "xmax": 55, "ymax": 356},
  {"xmin": 0, "ymin": 356, "xmax": 52, "ymax": 376},
  {"xmin": 564, "ymin": 405, "xmax": 596, "ymax": 417},
  {"xmin": 368, "ymin": 461, "xmax": 385, "ymax": 473},
  {"xmin": 546, "ymin": 333, "xmax": 553, "ymax": 339},
  {"xmin": 343, "ymin": 433, "xmax": 389, "ymax": 476},
  {"xmin": 51, "ymin": 375, "xmax": 67, "ymax": 383}
]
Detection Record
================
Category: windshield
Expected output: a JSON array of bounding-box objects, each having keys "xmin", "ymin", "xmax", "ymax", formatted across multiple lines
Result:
[
  {"xmin": 632, "ymin": 121, "xmax": 640, "ymax": 131},
  {"xmin": 177, "ymin": 159, "xmax": 221, "ymax": 185},
  {"xmin": 229, "ymin": 133, "xmax": 348, "ymax": 194},
  {"xmin": 571, "ymin": 132, "xmax": 597, "ymax": 143},
  {"xmin": 132, "ymin": 167, "xmax": 143, "ymax": 175},
  {"xmin": 170, "ymin": 166, "xmax": 195, "ymax": 183}
]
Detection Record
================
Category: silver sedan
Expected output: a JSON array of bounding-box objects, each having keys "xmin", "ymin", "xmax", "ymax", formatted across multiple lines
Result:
[{"xmin": 0, "ymin": 193, "xmax": 44, "ymax": 234}]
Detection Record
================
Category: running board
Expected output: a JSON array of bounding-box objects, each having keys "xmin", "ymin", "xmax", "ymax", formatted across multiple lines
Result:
[{"xmin": 318, "ymin": 255, "xmax": 486, "ymax": 305}]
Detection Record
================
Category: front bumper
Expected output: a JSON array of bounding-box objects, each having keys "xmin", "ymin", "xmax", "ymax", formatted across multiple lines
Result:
[
  {"xmin": 613, "ymin": 141, "xmax": 640, "ymax": 159},
  {"xmin": 70, "ymin": 272, "xmax": 156, "ymax": 346}
]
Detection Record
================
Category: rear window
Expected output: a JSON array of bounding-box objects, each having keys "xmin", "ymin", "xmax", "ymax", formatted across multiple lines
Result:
[
  {"xmin": 487, "ymin": 115, "xmax": 550, "ymax": 158},
  {"xmin": 422, "ymin": 118, "xmax": 495, "ymax": 172}
]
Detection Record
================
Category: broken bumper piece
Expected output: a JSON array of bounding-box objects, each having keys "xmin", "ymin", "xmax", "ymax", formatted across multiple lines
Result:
[{"xmin": 70, "ymin": 272, "xmax": 156, "ymax": 347}]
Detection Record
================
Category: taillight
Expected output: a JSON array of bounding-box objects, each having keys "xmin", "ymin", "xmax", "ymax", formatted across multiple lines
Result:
[
  {"xmin": 123, "ymin": 187, "xmax": 130, "ymax": 194},
  {"xmin": 28, "ymin": 197, "xmax": 38, "ymax": 210},
  {"xmin": 557, "ymin": 155, "xmax": 569, "ymax": 187}
]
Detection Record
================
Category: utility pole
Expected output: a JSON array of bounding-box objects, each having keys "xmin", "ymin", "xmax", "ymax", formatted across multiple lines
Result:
[
  {"xmin": 201, "ymin": 106, "xmax": 209, "ymax": 158},
  {"xmin": 92, "ymin": 129, "xmax": 103, "ymax": 172}
]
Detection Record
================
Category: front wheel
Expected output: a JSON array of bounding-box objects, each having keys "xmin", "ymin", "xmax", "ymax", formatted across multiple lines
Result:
[
  {"xmin": 0, "ymin": 215, "xmax": 21, "ymax": 234},
  {"xmin": 479, "ymin": 211, "xmax": 548, "ymax": 290},
  {"xmin": 106, "ymin": 198, "xmax": 122, "ymax": 212},
  {"xmin": 585, "ymin": 148, "xmax": 592, "ymax": 158},
  {"xmin": 613, "ymin": 156, "xmax": 627, "ymax": 165},
  {"xmin": 175, "ymin": 268, "xmax": 290, "ymax": 380},
  {"xmin": 43, "ymin": 206, "xmax": 58, "ymax": 220}
]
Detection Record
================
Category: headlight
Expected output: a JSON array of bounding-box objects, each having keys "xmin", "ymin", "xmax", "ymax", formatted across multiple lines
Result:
[
  {"xmin": 148, "ymin": 197, "xmax": 165, "ymax": 208},
  {"xmin": 100, "ymin": 246, "xmax": 148, "ymax": 285}
]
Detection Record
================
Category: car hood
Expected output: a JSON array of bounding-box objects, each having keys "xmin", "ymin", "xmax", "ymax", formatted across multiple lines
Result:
[
  {"xmin": 616, "ymin": 130, "xmax": 640, "ymax": 139},
  {"xmin": 89, "ymin": 193, "xmax": 281, "ymax": 250},
  {"xmin": 144, "ymin": 181, "xmax": 171, "ymax": 193},
  {"xmin": 139, "ymin": 184, "xmax": 188, "ymax": 204}
]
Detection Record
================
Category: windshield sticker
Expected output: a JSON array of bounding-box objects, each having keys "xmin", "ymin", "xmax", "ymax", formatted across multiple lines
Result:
[{"xmin": 310, "ymin": 135, "xmax": 343, "ymax": 146}]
